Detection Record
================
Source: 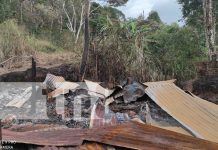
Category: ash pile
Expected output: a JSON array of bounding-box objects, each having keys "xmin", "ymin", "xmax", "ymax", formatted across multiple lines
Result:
[{"xmin": 42, "ymin": 74, "xmax": 180, "ymax": 129}]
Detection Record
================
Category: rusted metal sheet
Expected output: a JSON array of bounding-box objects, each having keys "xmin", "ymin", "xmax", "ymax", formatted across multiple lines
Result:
[
  {"xmin": 144, "ymin": 80, "xmax": 218, "ymax": 143},
  {"xmin": 2, "ymin": 122, "xmax": 218, "ymax": 149},
  {"xmin": 3, "ymin": 128, "xmax": 85, "ymax": 146},
  {"xmin": 8, "ymin": 124, "xmax": 66, "ymax": 132},
  {"xmin": 87, "ymin": 121, "xmax": 218, "ymax": 150},
  {"xmin": 156, "ymin": 126, "xmax": 192, "ymax": 136}
]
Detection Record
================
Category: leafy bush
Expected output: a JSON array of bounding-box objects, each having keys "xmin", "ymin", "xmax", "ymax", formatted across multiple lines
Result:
[
  {"xmin": 148, "ymin": 24, "xmax": 207, "ymax": 80},
  {"xmin": 0, "ymin": 19, "xmax": 33, "ymax": 62}
]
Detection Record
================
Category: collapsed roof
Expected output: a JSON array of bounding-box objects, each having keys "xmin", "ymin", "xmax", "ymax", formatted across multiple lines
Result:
[
  {"xmin": 144, "ymin": 80, "xmax": 218, "ymax": 143},
  {"xmin": 2, "ymin": 74, "xmax": 218, "ymax": 149}
]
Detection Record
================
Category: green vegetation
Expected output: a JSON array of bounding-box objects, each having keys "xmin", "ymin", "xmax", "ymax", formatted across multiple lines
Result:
[
  {"xmin": 0, "ymin": 19, "xmax": 61, "ymax": 60},
  {"xmin": 0, "ymin": 19, "xmax": 32, "ymax": 62},
  {"xmin": 178, "ymin": 0, "xmax": 217, "ymax": 60},
  {"xmin": 0, "ymin": 0, "xmax": 215, "ymax": 82}
]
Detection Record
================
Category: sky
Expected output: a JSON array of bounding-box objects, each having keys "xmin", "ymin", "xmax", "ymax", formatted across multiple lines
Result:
[{"xmin": 95, "ymin": 0, "xmax": 184, "ymax": 25}]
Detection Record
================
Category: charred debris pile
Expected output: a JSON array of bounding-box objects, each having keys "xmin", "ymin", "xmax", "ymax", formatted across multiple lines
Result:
[
  {"xmin": 1, "ymin": 73, "xmax": 218, "ymax": 149},
  {"xmin": 42, "ymin": 74, "xmax": 180, "ymax": 129}
]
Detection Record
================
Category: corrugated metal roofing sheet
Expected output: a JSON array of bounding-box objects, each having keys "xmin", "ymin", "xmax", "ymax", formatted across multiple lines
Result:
[
  {"xmin": 3, "ymin": 121, "xmax": 218, "ymax": 149},
  {"xmin": 144, "ymin": 80, "xmax": 218, "ymax": 143}
]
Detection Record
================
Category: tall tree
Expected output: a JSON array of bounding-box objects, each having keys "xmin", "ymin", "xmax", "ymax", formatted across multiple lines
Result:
[
  {"xmin": 80, "ymin": 0, "xmax": 91, "ymax": 81},
  {"xmin": 203, "ymin": 0, "xmax": 216, "ymax": 60},
  {"xmin": 147, "ymin": 11, "xmax": 162, "ymax": 23},
  {"xmin": 62, "ymin": 0, "xmax": 85, "ymax": 43},
  {"xmin": 178, "ymin": 0, "xmax": 217, "ymax": 61}
]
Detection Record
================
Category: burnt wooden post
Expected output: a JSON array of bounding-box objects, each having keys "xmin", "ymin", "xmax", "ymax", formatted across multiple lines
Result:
[
  {"xmin": 30, "ymin": 57, "xmax": 36, "ymax": 114},
  {"xmin": 32, "ymin": 57, "xmax": 36, "ymax": 82}
]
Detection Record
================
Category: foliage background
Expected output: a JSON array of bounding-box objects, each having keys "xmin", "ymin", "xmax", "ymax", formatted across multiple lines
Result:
[{"xmin": 0, "ymin": 0, "xmax": 214, "ymax": 82}]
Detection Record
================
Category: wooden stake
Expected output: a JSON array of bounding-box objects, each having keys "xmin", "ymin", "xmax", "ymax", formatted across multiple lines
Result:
[{"xmin": 30, "ymin": 57, "xmax": 36, "ymax": 114}]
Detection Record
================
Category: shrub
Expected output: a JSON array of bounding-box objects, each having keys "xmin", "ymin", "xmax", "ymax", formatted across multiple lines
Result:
[
  {"xmin": 0, "ymin": 19, "xmax": 33, "ymax": 62},
  {"xmin": 0, "ymin": 19, "xmax": 63, "ymax": 64}
]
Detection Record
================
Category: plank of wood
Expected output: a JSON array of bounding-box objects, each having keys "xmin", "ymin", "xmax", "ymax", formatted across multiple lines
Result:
[
  {"xmin": 5, "ymin": 86, "xmax": 39, "ymax": 108},
  {"xmin": 47, "ymin": 82, "xmax": 79, "ymax": 98},
  {"xmin": 85, "ymin": 80, "xmax": 113, "ymax": 98}
]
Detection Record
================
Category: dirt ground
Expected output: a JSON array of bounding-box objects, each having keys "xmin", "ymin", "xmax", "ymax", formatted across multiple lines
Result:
[{"xmin": 0, "ymin": 51, "xmax": 81, "ymax": 76}]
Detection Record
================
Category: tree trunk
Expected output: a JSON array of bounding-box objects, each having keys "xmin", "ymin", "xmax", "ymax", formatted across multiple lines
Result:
[
  {"xmin": 75, "ymin": 4, "xmax": 85, "ymax": 44},
  {"xmin": 203, "ymin": 0, "xmax": 217, "ymax": 61},
  {"xmin": 80, "ymin": 0, "xmax": 90, "ymax": 81}
]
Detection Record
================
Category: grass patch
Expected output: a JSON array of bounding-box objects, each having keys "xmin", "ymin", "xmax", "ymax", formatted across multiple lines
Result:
[
  {"xmin": 27, "ymin": 36, "xmax": 63, "ymax": 53},
  {"xmin": 0, "ymin": 19, "xmax": 64, "ymax": 63}
]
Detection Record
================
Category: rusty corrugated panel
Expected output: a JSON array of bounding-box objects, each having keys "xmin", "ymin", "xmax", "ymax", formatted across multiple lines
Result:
[
  {"xmin": 3, "ymin": 122, "xmax": 218, "ymax": 149},
  {"xmin": 150, "ymin": 123, "xmax": 192, "ymax": 136},
  {"xmin": 87, "ymin": 121, "xmax": 218, "ymax": 149},
  {"xmin": 8, "ymin": 124, "xmax": 66, "ymax": 132},
  {"xmin": 188, "ymin": 91, "xmax": 218, "ymax": 112},
  {"xmin": 3, "ymin": 128, "xmax": 85, "ymax": 146},
  {"xmin": 144, "ymin": 80, "xmax": 218, "ymax": 143}
]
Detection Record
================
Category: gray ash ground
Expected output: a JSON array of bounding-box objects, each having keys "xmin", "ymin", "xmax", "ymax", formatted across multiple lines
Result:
[
  {"xmin": 0, "ymin": 81, "xmax": 182, "ymax": 129},
  {"xmin": 110, "ymin": 94, "xmax": 181, "ymax": 126},
  {"xmin": 0, "ymin": 83, "xmax": 57, "ymax": 127},
  {"xmin": 0, "ymin": 84, "xmax": 98, "ymax": 128}
]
